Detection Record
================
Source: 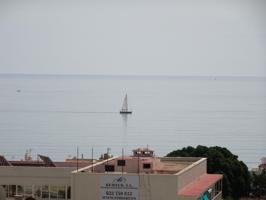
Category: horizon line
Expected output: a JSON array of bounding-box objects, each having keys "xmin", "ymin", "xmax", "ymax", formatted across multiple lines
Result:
[{"xmin": 0, "ymin": 73, "xmax": 265, "ymax": 79}]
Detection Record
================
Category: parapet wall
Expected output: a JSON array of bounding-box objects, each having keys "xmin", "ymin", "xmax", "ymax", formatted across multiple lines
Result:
[
  {"xmin": 71, "ymin": 173, "xmax": 178, "ymax": 200},
  {"xmin": 0, "ymin": 166, "xmax": 72, "ymax": 185},
  {"xmin": 176, "ymin": 158, "xmax": 207, "ymax": 192}
]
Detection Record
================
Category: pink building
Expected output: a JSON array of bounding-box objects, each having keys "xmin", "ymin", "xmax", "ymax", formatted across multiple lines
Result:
[{"xmin": 0, "ymin": 148, "xmax": 223, "ymax": 200}]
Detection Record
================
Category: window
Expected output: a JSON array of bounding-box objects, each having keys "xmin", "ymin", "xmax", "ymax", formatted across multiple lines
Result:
[
  {"xmin": 143, "ymin": 163, "xmax": 151, "ymax": 169},
  {"xmin": 50, "ymin": 185, "xmax": 58, "ymax": 199},
  {"xmin": 24, "ymin": 185, "xmax": 33, "ymax": 196},
  {"xmin": 42, "ymin": 185, "xmax": 49, "ymax": 199},
  {"xmin": 117, "ymin": 160, "xmax": 126, "ymax": 166},
  {"xmin": 34, "ymin": 185, "xmax": 41, "ymax": 198},
  {"xmin": 214, "ymin": 180, "xmax": 222, "ymax": 195},
  {"xmin": 17, "ymin": 185, "xmax": 24, "ymax": 196},
  {"xmin": 0, "ymin": 185, "xmax": 7, "ymax": 198},
  {"xmin": 8, "ymin": 185, "xmax": 16, "ymax": 197},
  {"xmin": 67, "ymin": 186, "xmax": 71, "ymax": 200},
  {"xmin": 105, "ymin": 165, "xmax": 115, "ymax": 172},
  {"xmin": 58, "ymin": 186, "xmax": 66, "ymax": 199}
]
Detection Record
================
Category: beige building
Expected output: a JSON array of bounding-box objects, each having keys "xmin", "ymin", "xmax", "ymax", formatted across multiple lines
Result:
[{"xmin": 0, "ymin": 148, "xmax": 222, "ymax": 200}]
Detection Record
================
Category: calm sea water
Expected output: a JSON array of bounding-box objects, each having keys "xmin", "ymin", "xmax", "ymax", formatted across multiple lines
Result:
[{"xmin": 0, "ymin": 74, "xmax": 265, "ymax": 168}]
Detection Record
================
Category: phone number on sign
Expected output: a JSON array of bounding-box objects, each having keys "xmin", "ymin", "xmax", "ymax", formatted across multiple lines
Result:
[{"xmin": 105, "ymin": 191, "xmax": 133, "ymax": 196}]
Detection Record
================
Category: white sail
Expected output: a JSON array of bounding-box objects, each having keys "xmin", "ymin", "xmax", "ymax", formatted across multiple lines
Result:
[
  {"xmin": 120, "ymin": 94, "xmax": 132, "ymax": 114},
  {"xmin": 121, "ymin": 94, "xmax": 128, "ymax": 111}
]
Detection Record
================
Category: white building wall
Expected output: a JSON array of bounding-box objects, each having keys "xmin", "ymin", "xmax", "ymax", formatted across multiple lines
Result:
[{"xmin": 71, "ymin": 173, "xmax": 178, "ymax": 200}]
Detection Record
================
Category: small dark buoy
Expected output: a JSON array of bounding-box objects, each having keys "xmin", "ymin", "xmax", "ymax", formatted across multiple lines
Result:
[{"xmin": 16, "ymin": 89, "xmax": 21, "ymax": 93}]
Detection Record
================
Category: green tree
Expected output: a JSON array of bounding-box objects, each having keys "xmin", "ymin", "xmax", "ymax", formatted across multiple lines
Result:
[
  {"xmin": 251, "ymin": 170, "xmax": 266, "ymax": 197},
  {"xmin": 167, "ymin": 145, "xmax": 250, "ymax": 199}
]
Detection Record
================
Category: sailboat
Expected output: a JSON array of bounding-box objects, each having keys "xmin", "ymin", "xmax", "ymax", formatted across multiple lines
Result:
[{"xmin": 120, "ymin": 94, "xmax": 132, "ymax": 114}]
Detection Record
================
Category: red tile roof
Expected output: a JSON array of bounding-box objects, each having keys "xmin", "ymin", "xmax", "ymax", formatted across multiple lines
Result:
[
  {"xmin": 179, "ymin": 174, "xmax": 222, "ymax": 197},
  {"xmin": 10, "ymin": 160, "xmax": 45, "ymax": 167},
  {"xmin": 8, "ymin": 160, "xmax": 93, "ymax": 168}
]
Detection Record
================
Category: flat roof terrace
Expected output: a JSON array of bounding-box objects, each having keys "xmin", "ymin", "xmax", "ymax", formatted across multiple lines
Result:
[{"xmin": 75, "ymin": 156, "xmax": 202, "ymax": 175}]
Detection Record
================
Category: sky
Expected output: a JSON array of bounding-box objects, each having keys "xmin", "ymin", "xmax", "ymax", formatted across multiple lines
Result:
[{"xmin": 0, "ymin": 0, "xmax": 265, "ymax": 76}]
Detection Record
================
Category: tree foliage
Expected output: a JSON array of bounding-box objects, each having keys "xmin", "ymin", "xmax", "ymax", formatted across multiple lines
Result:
[
  {"xmin": 251, "ymin": 170, "xmax": 266, "ymax": 197},
  {"xmin": 167, "ymin": 145, "xmax": 250, "ymax": 199}
]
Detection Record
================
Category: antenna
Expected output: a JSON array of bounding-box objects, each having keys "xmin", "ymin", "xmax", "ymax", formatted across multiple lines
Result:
[
  {"xmin": 105, "ymin": 147, "xmax": 111, "ymax": 173},
  {"xmin": 122, "ymin": 148, "xmax": 124, "ymax": 174},
  {"xmin": 91, "ymin": 148, "xmax": 94, "ymax": 173},
  {"xmin": 106, "ymin": 148, "xmax": 110, "ymax": 166},
  {"xmin": 137, "ymin": 152, "xmax": 140, "ymax": 174},
  {"xmin": 76, "ymin": 146, "xmax": 79, "ymax": 171}
]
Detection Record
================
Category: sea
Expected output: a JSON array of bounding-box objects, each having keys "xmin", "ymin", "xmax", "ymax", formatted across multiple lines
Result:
[{"xmin": 0, "ymin": 74, "xmax": 265, "ymax": 169}]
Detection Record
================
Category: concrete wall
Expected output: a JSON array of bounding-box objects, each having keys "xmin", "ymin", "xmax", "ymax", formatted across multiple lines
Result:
[
  {"xmin": 0, "ymin": 186, "xmax": 6, "ymax": 200},
  {"xmin": 71, "ymin": 173, "xmax": 99, "ymax": 200},
  {"xmin": 176, "ymin": 158, "xmax": 207, "ymax": 192},
  {"xmin": 0, "ymin": 166, "xmax": 73, "ymax": 185},
  {"xmin": 139, "ymin": 174, "xmax": 177, "ymax": 200},
  {"xmin": 71, "ymin": 173, "xmax": 178, "ymax": 200}
]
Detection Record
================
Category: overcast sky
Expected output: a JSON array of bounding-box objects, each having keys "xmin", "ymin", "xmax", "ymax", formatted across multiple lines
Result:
[{"xmin": 0, "ymin": 0, "xmax": 265, "ymax": 76}]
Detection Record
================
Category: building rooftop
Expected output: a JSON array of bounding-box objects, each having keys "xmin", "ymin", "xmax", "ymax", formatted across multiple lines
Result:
[
  {"xmin": 76, "ymin": 154, "xmax": 201, "ymax": 175},
  {"xmin": 0, "ymin": 154, "xmax": 94, "ymax": 168}
]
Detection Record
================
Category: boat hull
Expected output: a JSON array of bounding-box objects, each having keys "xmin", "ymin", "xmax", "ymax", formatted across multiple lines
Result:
[{"xmin": 120, "ymin": 111, "xmax": 132, "ymax": 114}]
